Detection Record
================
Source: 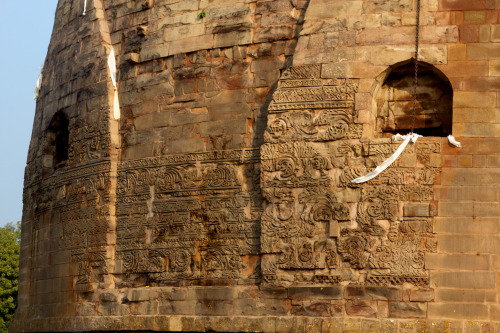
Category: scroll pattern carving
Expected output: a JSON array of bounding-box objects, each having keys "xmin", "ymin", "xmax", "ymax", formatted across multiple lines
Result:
[
  {"xmin": 261, "ymin": 65, "xmax": 440, "ymax": 287},
  {"xmin": 67, "ymin": 112, "xmax": 111, "ymax": 166},
  {"xmin": 22, "ymin": 109, "xmax": 116, "ymax": 291},
  {"xmin": 23, "ymin": 161, "xmax": 113, "ymax": 290},
  {"xmin": 114, "ymin": 149, "xmax": 262, "ymax": 286}
]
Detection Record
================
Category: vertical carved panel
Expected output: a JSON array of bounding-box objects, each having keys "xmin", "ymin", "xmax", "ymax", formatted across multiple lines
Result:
[
  {"xmin": 261, "ymin": 65, "xmax": 440, "ymax": 287},
  {"xmin": 24, "ymin": 110, "xmax": 115, "ymax": 292}
]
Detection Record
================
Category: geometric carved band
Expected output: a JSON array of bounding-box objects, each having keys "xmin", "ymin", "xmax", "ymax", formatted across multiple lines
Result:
[
  {"xmin": 365, "ymin": 275, "xmax": 429, "ymax": 287},
  {"xmin": 313, "ymin": 275, "xmax": 342, "ymax": 284}
]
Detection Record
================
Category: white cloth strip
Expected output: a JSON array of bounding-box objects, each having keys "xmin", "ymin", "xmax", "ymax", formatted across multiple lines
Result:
[
  {"xmin": 447, "ymin": 134, "xmax": 461, "ymax": 147},
  {"xmin": 351, "ymin": 133, "xmax": 422, "ymax": 184},
  {"xmin": 34, "ymin": 66, "xmax": 43, "ymax": 100},
  {"xmin": 108, "ymin": 49, "xmax": 117, "ymax": 89},
  {"xmin": 107, "ymin": 49, "xmax": 120, "ymax": 119},
  {"xmin": 82, "ymin": 0, "xmax": 87, "ymax": 15}
]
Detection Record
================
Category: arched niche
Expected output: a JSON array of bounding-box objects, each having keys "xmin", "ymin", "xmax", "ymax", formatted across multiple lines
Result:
[
  {"xmin": 44, "ymin": 111, "xmax": 69, "ymax": 170},
  {"xmin": 374, "ymin": 59, "xmax": 453, "ymax": 137}
]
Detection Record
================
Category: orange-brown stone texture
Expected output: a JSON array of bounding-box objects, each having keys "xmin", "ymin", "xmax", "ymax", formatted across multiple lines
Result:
[{"xmin": 11, "ymin": 0, "xmax": 500, "ymax": 332}]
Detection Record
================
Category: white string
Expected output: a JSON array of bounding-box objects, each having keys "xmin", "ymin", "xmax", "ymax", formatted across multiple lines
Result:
[
  {"xmin": 351, "ymin": 133, "xmax": 422, "ymax": 184},
  {"xmin": 82, "ymin": 0, "xmax": 87, "ymax": 16}
]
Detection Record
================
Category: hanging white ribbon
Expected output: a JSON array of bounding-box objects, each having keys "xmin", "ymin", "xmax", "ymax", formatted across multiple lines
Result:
[
  {"xmin": 107, "ymin": 49, "xmax": 120, "ymax": 119},
  {"xmin": 108, "ymin": 49, "xmax": 117, "ymax": 89},
  {"xmin": 351, "ymin": 133, "xmax": 422, "ymax": 184},
  {"xmin": 82, "ymin": 0, "xmax": 87, "ymax": 15},
  {"xmin": 447, "ymin": 134, "xmax": 461, "ymax": 147}
]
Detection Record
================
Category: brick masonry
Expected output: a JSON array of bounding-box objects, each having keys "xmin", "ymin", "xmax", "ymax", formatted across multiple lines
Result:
[{"xmin": 11, "ymin": 0, "xmax": 500, "ymax": 331}]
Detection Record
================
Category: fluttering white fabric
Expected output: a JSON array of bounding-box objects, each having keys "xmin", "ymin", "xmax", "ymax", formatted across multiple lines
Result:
[
  {"xmin": 351, "ymin": 133, "xmax": 422, "ymax": 184},
  {"xmin": 34, "ymin": 66, "xmax": 43, "ymax": 100},
  {"xmin": 447, "ymin": 134, "xmax": 461, "ymax": 148},
  {"xmin": 82, "ymin": 0, "xmax": 87, "ymax": 15},
  {"xmin": 107, "ymin": 49, "xmax": 120, "ymax": 119}
]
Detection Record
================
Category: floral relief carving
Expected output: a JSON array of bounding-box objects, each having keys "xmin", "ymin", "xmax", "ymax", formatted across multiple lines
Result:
[{"xmin": 261, "ymin": 65, "xmax": 440, "ymax": 287}]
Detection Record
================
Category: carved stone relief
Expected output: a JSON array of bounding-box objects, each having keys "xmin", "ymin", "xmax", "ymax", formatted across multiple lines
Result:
[
  {"xmin": 114, "ymin": 149, "xmax": 262, "ymax": 286},
  {"xmin": 261, "ymin": 65, "xmax": 440, "ymax": 287},
  {"xmin": 67, "ymin": 112, "xmax": 112, "ymax": 166},
  {"xmin": 23, "ymin": 160, "xmax": 114, "ymax": 291},
  {"xmin": 23, "ymin": 109, "xmax": 116, "ymax": 292},
  {"xmin": 23, "ymin": 64, "xmax": 441, "ymax": 295}
]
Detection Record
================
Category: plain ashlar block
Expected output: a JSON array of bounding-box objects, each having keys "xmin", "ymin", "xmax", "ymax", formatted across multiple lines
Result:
[
  {"xmin": 439, "ymin": 0, "xmax": 495, "ymax": 10},
  {"xmin": 420, "ymin": 25, "xmax": 459, "ymax": 43},
  {"xmin": 304, "ymin": 0, "xmax": 362, "ymax": 20},
  {"xmin": 447, "ymin": 44, "xmax": 466, "ymax": 61},
  {"xmin": 357, "ymin": 26, "xmax": 415, "ymax": 45},
  {"xmin": 492, "ymin": 24, "xmax": 500, "ymax": 42},
  {"xmin": 351, "ymin": 61, "xmax": 386, "ymax": 78},
  {"xmin": 435, "ymin": 288, "xmax": 496, "ymax": 302},
  {"xmin": 437, "ymin": 60, "xmax": 489, "ymax": 78},
  {"xmin": 435, "ymin": 216, "xmax": 500, "ymax": 234},
  {"xmin": 434, "ymin": 185, "xmax": 498, "ymax": 201},
  {"xmin": 487, "ymin": 155, "xmax": 500, "ymax": 167},
  {"xmin": 441, "ymin": 168, "xmax": 500, "ymax": 185},
  {"xmin": 168, "ymin": 35, "xmax": 214, "ymax": 56},
  {"xmin": 214, "ymin": 30, "xmax": 253, "ymax": 48},
  {"xmin": 490, "ymin": 60, "xmax": 500, "ymax": 76},
  {"xmin": 454, "ymin": 123, "xmax": 500, "ymax": 138},
  {"xmin": 428, "ymin": 303, "xmax": 489, "ymax": 320},
  {"xmin": 453, "ymin": 91, "xmax": 497, "ymax": 108},
  {"xmin": 409, "ymin": 289, "xmax": 435, "ymax": 302},
  {"xmin": 480, "ymin": 25, "xmax": 491, "ymax": 42},
  {"xmin": 404, "ymin": 203, "xmax": 431, "ymax": 217},
  {"xmin": 452, "ymin": 108, "xmax": 500, "ymax": 123},
  {"xmin": 438, "ymin": 201, "xmax": 499, "ymax": 217},
  {"xmin": 437, "ymin": 202, "xmax": 473, "ymax": 217},
  {"xmin": 467, "ymin": 43, "xmax": 500, "ymax": 59},
  {"xmin": 437, "ymin": 235, "xmax": 500, "ymax": 254},
  {"xmin": 357, "ymin": 25, "xmax": 458, "ymax": 45},
  {"xmin": 425, "ymin": 253, "xmax": 491, "ymax": 270},
  {"xmin": 430, "ymin": 271, "xmax": 496, "ymax": 289},
  {"xmin": 463, "ymin": 76, "xmax": 500, "ymax": 91}
]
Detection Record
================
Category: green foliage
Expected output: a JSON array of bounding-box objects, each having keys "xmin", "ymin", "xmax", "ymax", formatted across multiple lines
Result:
[
  {"xmin": 197, "ymin": 10, "xmax": 206, "ymax": 19},
  {"xmin": 0, "ymin": 222, "xmax": 20, "ymax": 333}
]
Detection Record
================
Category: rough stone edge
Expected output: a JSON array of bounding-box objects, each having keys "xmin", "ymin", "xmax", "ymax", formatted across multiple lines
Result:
[{"xmin": 9, "ymin": 315, "xmax": 500, "ymax": 332}]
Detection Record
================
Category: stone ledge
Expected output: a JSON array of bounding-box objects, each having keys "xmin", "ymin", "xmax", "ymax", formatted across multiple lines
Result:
[{"xmin": 9, "ymin": 315, "xmax": 500, "ymax": 333}]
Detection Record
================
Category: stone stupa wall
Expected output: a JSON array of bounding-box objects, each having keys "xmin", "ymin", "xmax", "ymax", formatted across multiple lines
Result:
[{"xmin": 11, "ymin": 0, "xmax": 500, "ymax": 332}]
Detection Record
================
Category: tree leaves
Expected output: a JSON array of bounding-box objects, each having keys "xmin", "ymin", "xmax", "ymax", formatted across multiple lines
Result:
[{"xmin": 0, "ymin": 222, "xmax": 20, "ymax": 333}]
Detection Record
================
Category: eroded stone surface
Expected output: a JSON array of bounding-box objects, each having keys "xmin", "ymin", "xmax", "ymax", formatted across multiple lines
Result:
[{"xmin": 12, "ymin": 0, "xmax": 500, "ymax": 331}]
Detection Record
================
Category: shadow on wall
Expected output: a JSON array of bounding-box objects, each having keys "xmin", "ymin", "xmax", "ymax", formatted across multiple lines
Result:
[
  {"xmin": 374, "ymin": 59, "xmax": 453, "ymax": 138},
  {"xmin": 43, "ymin": 110, "xmax": 69, "ymax": 175}
]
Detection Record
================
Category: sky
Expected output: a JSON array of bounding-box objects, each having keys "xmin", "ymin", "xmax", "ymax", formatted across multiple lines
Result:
[{"xmin": 0, "ymin": 1, "xmax": 58, "ymax": 226}]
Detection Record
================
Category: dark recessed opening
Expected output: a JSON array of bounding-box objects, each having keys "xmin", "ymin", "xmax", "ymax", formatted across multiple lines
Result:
[
  {"xmin": 375, "ymin": 59, "xmax": 453, "ymax": 137},
  {"xmin": 45, "ymin": 111, "xmax": 69, "ymax": 170}
]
